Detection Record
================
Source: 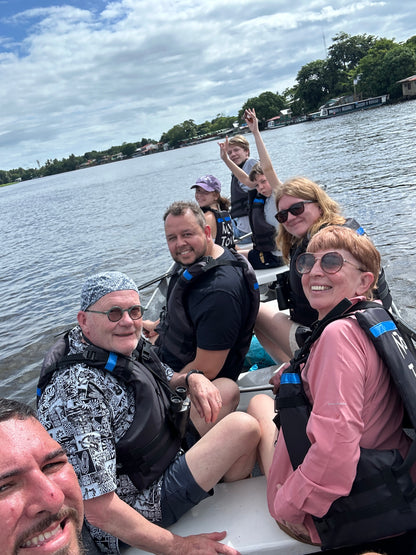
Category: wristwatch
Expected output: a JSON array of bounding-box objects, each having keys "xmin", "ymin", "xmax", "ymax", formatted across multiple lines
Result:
[{"xmin": 185, "ymin": 369, "xmax": 205, "ymax": 388}]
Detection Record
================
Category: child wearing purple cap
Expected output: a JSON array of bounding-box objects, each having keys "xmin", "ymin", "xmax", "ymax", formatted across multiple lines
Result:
[{"xmin": 191, "ymin": 175, "xmax": 235, "ymax": 248}]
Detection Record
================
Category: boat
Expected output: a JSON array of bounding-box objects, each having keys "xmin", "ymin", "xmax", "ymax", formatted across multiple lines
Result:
[{"xmin": 317, "ymin": 94, "xmax": 389, "ymax": 118}]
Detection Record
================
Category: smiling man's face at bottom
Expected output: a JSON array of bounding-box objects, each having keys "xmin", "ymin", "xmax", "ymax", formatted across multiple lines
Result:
[{"xmin": 0, "ymin": 416, "xmax": 84, "ymax": 555}]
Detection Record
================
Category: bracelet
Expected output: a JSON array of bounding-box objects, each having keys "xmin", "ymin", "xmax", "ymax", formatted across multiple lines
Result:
[{"xmin": 185, "ymin": 369, "xmax": 204, "ymax": 388}]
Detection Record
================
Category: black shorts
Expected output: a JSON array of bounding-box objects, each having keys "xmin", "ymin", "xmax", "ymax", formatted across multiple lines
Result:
[{"xmin": 158, "ymin": 454, "xmax": 213, "ymax": 527}]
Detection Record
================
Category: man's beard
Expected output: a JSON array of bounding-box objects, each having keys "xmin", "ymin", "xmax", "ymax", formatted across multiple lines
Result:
[
  {"xmin": 14, "ymin": 508, "xmax": 85, "ymax": 555},
  {"xmin": 173, "ymin": 246, "xmax": 208, "ymax": 268}
]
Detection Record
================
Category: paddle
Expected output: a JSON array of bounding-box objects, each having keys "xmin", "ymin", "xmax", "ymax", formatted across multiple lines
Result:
[
  {"xmin": 234, "ymin": 231, "xmax": 252, "ymax": 243},
  {"xmin": 239, "ymin": 384, "xmax": 274, "ymax": 393},
  {"xmin": 395, "ymin": 314, "xmax": 416, "ymax": 344},
  {"xmin": 391, "ymin": 302, "xmax": 416, "ymax": 345},
  {"xmin": 137, "ymin": 270, "xmax": 175, "ymax": 290}
]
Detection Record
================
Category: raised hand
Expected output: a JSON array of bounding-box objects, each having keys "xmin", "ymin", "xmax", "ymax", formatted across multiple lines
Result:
[
  {"xmin": 217, "ymin": 135, "xmax": 230, "ymax": 161},
  {"xmin": 244, "ymin": 108, "xmax": 259, "ymax": 133}
]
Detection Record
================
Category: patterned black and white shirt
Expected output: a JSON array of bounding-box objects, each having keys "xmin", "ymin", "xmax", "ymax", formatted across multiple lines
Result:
[{"xmin": 37, "ymin": 326, "xmax": 174, "ymax": 553}]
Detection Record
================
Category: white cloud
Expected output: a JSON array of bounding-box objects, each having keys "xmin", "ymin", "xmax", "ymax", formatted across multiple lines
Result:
[{"xmin": 0, "ymin": 0, "xmax": 414, "ymax": 169}]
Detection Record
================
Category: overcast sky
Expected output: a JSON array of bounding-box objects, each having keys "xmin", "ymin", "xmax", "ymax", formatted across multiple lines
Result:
[{"xmin": 1, "ymin": 0, "xmax": 414, "ymax": 170}]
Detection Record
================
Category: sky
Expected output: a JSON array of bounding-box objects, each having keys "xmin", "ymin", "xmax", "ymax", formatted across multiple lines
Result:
[{"xmin": 0, "ymin": 0, "xmax": 415, "ymax": 171}]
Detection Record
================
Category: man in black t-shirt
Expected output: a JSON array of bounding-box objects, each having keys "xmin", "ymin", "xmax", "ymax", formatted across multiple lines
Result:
[{"xmin": 143, "ymin": 201, "xmax": 260, "ymax": 435}]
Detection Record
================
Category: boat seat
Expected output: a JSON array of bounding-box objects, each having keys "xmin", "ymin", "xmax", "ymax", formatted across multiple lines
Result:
[
  {"xmin": 121, "ymin": 475, "xmax": 320, "ymax": 554},
  {"xmin": 255, "ymin": 264, "xmax": 287, "ymax": 286},
  {"xmin": 237, "ymin": 365, "xmax": 277, "ymax": 411}
]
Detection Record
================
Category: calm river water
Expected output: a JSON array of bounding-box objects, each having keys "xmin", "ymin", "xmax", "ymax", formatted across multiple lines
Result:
[{"xmin": 1, "ymin": 101, "xmax": 415, "ymax": 404}]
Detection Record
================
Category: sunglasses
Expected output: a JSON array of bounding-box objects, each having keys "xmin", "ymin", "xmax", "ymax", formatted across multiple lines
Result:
[
  {"xmin": 296, "ymin": 252, "xmax": 365, "ymax": 275},
  {"xmin": 275, "ymin": 200, "xmax": 316, "ymax": 223},
  {"xmin": 85, "ymin": 305, "xmax": 144, "ymax": 322}
]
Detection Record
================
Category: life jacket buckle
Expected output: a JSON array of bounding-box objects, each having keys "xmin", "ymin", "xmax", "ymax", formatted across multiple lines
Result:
[{"xmin": 82, "ymin": 348, "xmax": 98, "ymax": 361}]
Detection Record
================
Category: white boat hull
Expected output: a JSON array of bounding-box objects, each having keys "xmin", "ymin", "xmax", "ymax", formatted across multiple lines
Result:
[{"xmin": 122, "ymin": 476, "xmax": 319, "ymax": 554}]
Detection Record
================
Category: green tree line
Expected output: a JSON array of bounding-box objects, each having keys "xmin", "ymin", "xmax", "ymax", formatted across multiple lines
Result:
[{"xmin": 2, "ymin": 32, "xmax": 415, "ymax": 185}]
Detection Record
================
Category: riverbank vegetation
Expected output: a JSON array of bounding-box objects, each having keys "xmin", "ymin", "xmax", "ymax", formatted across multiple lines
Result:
[{"xmin": 2, "ymin": 31, "xmax": 415, "ymax": 185}]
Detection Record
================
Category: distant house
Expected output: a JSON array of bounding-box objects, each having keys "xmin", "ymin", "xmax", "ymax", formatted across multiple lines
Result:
[
  {"xmin": 111, "ymin": 152, "xmax": 124, "ymax": 161},
  {"xmin": 133, "ymin": 143, "xmax": 160, "ymax": 156},
  {"xmin": 78, "ymin": 159, "xmax": 96, "ymax": 169},
  {"xmin": 266, "ymin": 115, "xmax": 281, "ymax": 128},
  {"xmin": 142, "ymin": 143, "xmax": 159, "ymax": 154},
  {"xmin": 397, "ymin": 75, "xmax": 416, "ymax": 98},
  {"xmin": 267, "ymin": 109, "xmax": 292, "ymax": 129}
]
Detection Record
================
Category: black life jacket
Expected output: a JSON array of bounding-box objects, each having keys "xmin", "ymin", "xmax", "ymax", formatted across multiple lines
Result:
[
  {"xmin": 287, "ymin": 218, "xmax": 392, "ymax": 326},
  {"xmin": 37, "ymin": 335, "xmax": 185, "ymax": 491},
  {"xmin": 230, "ymin": 159, "xmax": 254, "ymax": 218},
  {"xmin": 248, "ymin": 190, "xmax": 277, "ymax": 252},
  {"xmin": 201, "ymin": 206, "xmax": 235, "ymax": 248},
  {"xmin": 155, "ymin": 249, "xmax": 260, "ymax": 380},
  {"xmin": 275, "ymin": 299, "xmax": 416, "ymax": 549}
]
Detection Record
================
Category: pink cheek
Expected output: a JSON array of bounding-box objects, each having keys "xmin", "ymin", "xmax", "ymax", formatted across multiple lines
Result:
[{"xmin": 3, "ymin": 502, "xmax": 22, "ymax": 539}]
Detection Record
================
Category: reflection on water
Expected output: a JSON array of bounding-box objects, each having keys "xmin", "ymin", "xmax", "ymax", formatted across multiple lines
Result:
[{"xmin": 1, "ymin": 101, "xmax": 415, "ymax": 404}]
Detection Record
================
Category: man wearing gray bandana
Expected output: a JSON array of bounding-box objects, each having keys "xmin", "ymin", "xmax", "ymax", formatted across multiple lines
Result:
[{"xmin": 37, "ymin": 271, "xmax": 260, "ymax": 555}]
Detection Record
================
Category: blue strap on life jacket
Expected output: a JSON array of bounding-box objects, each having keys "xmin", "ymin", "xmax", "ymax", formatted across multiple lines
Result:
[{"xmin": 105, "ymin": 352, "xmax": 118, "ymax": 371}]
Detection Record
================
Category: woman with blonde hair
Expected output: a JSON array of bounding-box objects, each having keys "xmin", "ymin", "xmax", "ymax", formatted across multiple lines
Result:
[
  {"xmin": 275, "ymin": 176, "xmax": 345, "ymax": 260},
  {"xmin": 254, "ymin": 175, "xmax": 373, "ymax": 362}
]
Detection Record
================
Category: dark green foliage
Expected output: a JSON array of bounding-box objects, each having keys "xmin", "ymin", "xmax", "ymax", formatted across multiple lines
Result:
[
  {"xmin": 239, "ymin": 92, "xmax": 286, "ymax": 127},
  {"xmin": 356, "ymin": 42, "xmax": 416, "ymax": 99}
]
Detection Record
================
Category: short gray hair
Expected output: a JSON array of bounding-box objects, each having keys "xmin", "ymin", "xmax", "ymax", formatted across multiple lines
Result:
[{"xmin": 163, "ymin": 201, "xmax": 206, "ymax": 230}]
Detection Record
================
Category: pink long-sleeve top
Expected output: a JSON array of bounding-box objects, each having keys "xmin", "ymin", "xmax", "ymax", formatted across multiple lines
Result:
[{"xmin": 267, "ymin": 298, "xmax": 411, "ymax": 544}]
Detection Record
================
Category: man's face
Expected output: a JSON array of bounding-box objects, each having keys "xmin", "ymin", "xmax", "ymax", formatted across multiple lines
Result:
[
  {"xmin": 78, "ymin": 290, "xmax": 142, "ymax": 357},
  {"xmin": 164, "ymin": 209, "xmax": 210, "ymax": 266},
  {"xmin": 227, "ymin": 144, "xmax": 249, "ymax": 166},
  {"xmin": 0, "ymin": 417, "xmax": 84, "ymax": 555}
]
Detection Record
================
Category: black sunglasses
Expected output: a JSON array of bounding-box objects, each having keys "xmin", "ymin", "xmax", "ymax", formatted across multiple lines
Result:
[
  {"xmin": 275, "ymin": 200, "xmax": 316, "ymax": 223},
  {"xmin": 85, "ymin": 305, "xmax": 144, "ymax": 322},
  {"xmin": 296, "ymin": 252, "xmax": 364, "ymax": 275}
]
